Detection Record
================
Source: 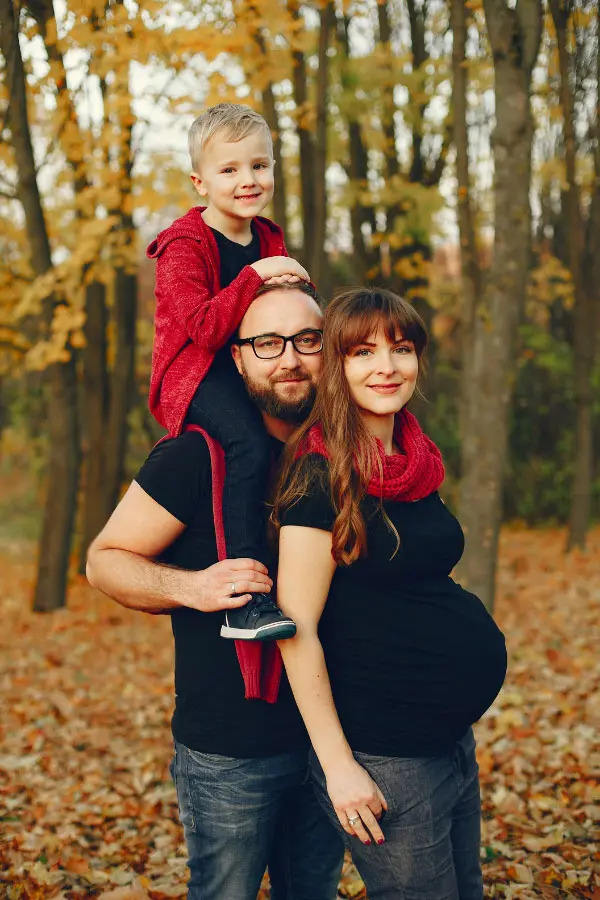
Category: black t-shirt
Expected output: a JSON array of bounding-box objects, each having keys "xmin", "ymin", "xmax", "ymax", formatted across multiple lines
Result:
[
  {"xmin": 211, "ymin": 223, "xmax": 261, "ymax": 289},
  {"xmin": 134, "ymin": 431, "xmax": 308, "ymax": 757},
  {"xmin": 281, "ymin": 454, "xmax": 507, "ymax": 758}
]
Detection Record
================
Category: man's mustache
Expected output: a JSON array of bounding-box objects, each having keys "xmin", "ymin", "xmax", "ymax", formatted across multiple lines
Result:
[{"xmin": 271, "ymin": 370, "xmax": 311, "ymax": 384}]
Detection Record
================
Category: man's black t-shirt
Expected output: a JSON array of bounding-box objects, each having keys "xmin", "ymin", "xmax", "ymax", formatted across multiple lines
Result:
[
  {"xmin": 281, "ymin": 454, "xmax": 507, "ymax": 758},
  {"xmin": 134, "ymin": 431, "xmax": 307, "ymax": 757},
  {"xmin": 211, "ymin": 223, "xmax": 261, "ymax": 289}
]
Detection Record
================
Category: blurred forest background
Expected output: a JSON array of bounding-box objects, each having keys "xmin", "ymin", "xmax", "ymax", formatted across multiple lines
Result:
[{"xmin": 0, "ymin": 0, "xmax": 599, "ymax": 615}]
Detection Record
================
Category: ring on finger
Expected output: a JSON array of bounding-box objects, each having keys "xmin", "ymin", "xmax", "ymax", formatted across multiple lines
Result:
[
  {"xmin": 230, "ymin": 583, "xmax": 236, "ymax": 594},
  {"xmin": 347, "ymin": 814, "xmax": 360, "ymax": 826}
]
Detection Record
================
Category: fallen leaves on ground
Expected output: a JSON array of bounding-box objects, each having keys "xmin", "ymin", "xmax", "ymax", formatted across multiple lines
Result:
[{"xmin": 0, "ymin": 527, "xmax": 598, "ymax": 899}]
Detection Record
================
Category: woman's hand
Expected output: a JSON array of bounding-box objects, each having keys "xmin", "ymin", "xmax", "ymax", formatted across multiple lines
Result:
[{"xmin": 325, "ymin": 759, "xmax": 388, "ymax": 845}]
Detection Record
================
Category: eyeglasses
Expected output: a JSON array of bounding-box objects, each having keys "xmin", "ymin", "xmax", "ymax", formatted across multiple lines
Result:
[{"xmin": 234, "ymin": 329, "xmax": 323, "ymax": 360}]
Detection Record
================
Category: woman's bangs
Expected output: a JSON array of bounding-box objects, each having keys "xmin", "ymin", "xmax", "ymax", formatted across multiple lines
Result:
[{"xmin": 338, "ymin": 300, "xmax": 425, "ymax": 355}]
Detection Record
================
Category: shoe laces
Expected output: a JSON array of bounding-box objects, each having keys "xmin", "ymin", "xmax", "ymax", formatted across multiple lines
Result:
[{"xmin": 248, "ymin": 593, "xmax": 278, "ymax": 615}]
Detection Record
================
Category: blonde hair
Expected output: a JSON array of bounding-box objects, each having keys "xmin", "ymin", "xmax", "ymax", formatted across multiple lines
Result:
[{"xmin": 188, "ymin": 103, "xmax": 272, "ymax": 172}]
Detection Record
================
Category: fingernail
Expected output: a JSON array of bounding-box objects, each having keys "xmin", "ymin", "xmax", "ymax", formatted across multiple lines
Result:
[
  {"xmin": 377, "ymin": 838, "xmax": 385, "ymax": 845},
  {"xmin": 364, "ymin": 839, "xmax": 371, "ymax": 845}
]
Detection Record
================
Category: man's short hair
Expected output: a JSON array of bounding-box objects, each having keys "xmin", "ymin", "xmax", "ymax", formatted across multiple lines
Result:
[
  {"xmin": 188, "ymin": 103, "xmax": 272, "ymax": 172},
  {"xmin": 255, "ymin": 280, "xmax": 322, "ymax": 308}
]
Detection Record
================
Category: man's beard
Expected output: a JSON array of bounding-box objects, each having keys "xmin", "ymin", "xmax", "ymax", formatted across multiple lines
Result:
[{"xmin": 240, "ymin": 369, "xmax": 317, "ymax": 424}]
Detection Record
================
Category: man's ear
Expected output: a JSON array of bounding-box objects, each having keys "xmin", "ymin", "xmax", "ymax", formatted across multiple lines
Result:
[
  {"xmin": 190, "ymin": 172, "xmax": 206, "ymax": 196},
  {"xmin": 231, "ymin": 343, "xmax": 243, "ymax": 375}
]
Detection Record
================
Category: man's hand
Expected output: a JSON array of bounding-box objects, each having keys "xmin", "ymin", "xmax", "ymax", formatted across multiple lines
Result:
[
  {"xmin": 182, "ymin": 559, "xmax": 273, "ymax": 613},
  {"xmin": 251, "ymin": 256, "xmax": 309, "ymax": 283}
]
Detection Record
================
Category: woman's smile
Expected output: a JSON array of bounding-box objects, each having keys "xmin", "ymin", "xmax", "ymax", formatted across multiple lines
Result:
[{"xmin": 368, "ymin": 382, "xmax": 403, "ymax": 394}]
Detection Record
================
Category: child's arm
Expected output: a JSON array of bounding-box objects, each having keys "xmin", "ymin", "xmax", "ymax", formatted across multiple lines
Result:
[{"xmin": 156, "ymin": 239, "xmax": 308, "ymax": 353}]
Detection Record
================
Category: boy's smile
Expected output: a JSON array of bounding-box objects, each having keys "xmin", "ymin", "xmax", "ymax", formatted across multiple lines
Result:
[{"xmin": 191, "ymin": 129, "xmax": 275, "ymax": 240}]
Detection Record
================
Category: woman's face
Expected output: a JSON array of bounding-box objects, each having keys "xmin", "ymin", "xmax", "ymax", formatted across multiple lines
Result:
[{"xmin": 343, "ymin": 326, "xmax": 419, "ymax": 419}]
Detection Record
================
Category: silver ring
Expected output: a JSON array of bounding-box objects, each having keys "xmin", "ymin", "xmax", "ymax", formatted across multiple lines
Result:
[
  {"xmin": 347, "ymin": 815, "xmax": 359, "ymax": 826},
  {"xmin": 231, "ymin": 583, "xmax": 236, "ymax": 594}
]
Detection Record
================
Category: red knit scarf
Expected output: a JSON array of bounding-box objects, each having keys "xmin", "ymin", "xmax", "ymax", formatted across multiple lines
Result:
[{"xmin": 299, "ymin": 408, "xmax": 445, "ymax": 502}]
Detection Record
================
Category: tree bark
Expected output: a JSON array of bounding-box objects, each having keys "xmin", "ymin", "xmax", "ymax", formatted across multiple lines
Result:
[
  {"xmin": 103, "ymin": 38, "xmax": 137, "ymax": 516},
  {"xmin": 104, "ymin": 264, "xmax": 137, "ymax": 514},
  {"xmin": 338, "ymin": 14, "xmax": 376, "ymax": 280},
  {"xmin": 290, "ymin": 0, "xmax": 316, "ymax": 270},
  {"xmin": 262, "ymin": 81, "xmax": 288, "ymax": 237},
  {"xmin": 377, "ymin": 0, "xmax": 400, "ymax": 186},
  {"xmin": 79, "ymin": 280, "xmax": 109, "ymax": 570},
  {"xmin": 0, "ymin": 0, "xmax": 80, "ymax": 611},
  {"xmin": 457, "ymin": 0, "xmax": 542, "ymax": 611},
  {"xmin": 549, "ymin": 0, "xmax": 594, "ymax": 550},
  {"xmin": 33, "ymin": 0, "xmax": 112, "ymax": 573},
  {"xmin": 242, "ymin": 1, "xmax": 289, "ymax": 236},
  {"xmin": 311, "ymin": 1, "xmax": 335, "ymax": 291},
  {"xmin": 451, "ymin": 0, "xmax": 481, "ymax": 451}
]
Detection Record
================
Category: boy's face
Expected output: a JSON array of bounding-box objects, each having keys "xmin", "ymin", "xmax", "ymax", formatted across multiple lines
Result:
[{"xmin": 190, "ymin": 128, "xmax": 275, "ymax": 227}]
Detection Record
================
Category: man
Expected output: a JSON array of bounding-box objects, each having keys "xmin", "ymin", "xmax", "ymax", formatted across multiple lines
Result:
[{"xmin": 86, "ymin": 282, "xmax": 343, "ymax": 900}]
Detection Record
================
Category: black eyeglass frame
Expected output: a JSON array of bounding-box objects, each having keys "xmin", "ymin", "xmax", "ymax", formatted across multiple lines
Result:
[{"xmin": 233, "ymin": 328, "xmax": 324, "ymax": 360}]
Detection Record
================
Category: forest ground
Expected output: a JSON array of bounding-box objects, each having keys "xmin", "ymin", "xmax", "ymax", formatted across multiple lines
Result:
[{"xmin": 0, "ymin": 522, "xmax": 598, "ymax": 900}]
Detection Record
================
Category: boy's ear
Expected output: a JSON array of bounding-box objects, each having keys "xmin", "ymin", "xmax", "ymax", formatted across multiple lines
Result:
[{"xmin": 190, "ymin": 172, "xmax": 207, "ymax": 196}]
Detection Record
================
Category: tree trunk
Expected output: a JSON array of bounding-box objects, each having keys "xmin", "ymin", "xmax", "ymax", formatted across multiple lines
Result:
[
  {"xmin": 104, "ymin": 265, "xmax": 137, "ymax": 513},
  {"xmin": 451, "ymin": 0, "xmax": 482, "ymax": 451},
  {"xmin": 457, "ymin": 0, "xmax": 542, "ymax": 611},
  {"xmin": 78, "ymin": 280, "xmax": 109, "ymax": 572},
  {"xmin": 33, "ymin": 3, "xmax": 111, "ymax": 574},
  {"xmin": 242, "ymin": 1, "xmax": 289, "ymax": 236},
  {"xmin": 0, "ymin": 0, "xmax": 80, "ymax": 611},
  {"xmin": 102, "ymin": 33, "xmax": 137, "ymax": 518},
  {"xmin": 338, "ymin": 14, "xmax": 376, "ymax": 280},
  {"xmin": 262, "ymin": 81, "xmax": 288, "ymax": 237},
  {"xmin": 549, "ymin": 0, "xmax": 595, "ymax": 550},
  {"xmin": 377, "ymin": 0, "xmax": 400, "ymax": 186},
  {"xmin": 310, "ymin": 1, "xmax": 335, "ymax": 292},
  {"xmin": 290, "ymin": 1, "xmax": 316, "ymax": 270}
]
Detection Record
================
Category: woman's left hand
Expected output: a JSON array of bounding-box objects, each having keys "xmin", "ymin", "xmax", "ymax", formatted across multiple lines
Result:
[{"xmin": 325, "ymin": 758, "xmax": 388, "ymax": 845}]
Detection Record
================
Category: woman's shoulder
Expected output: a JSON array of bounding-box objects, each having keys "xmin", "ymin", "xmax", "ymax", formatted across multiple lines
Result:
[{"xmin": 280, "ymin": 453, "xmax": 335, "ymax": 531}]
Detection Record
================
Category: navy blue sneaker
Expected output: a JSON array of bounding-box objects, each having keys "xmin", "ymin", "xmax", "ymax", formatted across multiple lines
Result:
[{"xmin": 220, "ymin": 593, "xmax": 297, "ymax": 641}]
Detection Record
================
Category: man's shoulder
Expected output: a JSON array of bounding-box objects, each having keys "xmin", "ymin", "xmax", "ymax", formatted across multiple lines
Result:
[
  {"xmin": 134, "ymin": 432, "xmax": 214, "ymax": 525},
  {"xmin": 144, "ymin": 430, "xmax": 212, "ymax": 473}
]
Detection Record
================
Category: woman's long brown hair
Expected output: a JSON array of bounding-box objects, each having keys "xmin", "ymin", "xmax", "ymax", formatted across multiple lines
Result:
[{"xmin": 273, "ymin": 287, "xmax": 428, "ymax": 566}]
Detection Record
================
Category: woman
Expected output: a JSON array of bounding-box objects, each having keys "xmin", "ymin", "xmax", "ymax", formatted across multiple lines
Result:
[{"xmin": 273, "ymin": 288, "xmax": 507, "ymax": 900}]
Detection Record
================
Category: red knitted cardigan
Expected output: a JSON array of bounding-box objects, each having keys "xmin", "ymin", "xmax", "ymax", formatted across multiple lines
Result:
[{"xmin": 146, "ymin": 207, "xmax": 287, "ymax": 436}]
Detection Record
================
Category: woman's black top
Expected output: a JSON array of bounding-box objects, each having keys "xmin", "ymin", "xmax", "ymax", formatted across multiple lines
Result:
[{"xmin": 281, "ymin": 454, "xmax": 507, "ymax": 757}]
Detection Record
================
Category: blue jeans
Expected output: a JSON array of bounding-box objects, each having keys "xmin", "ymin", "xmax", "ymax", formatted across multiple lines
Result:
[
  {"xmin": 310, "ymin": 729, "xmax": 483, "ymax": 900},
  {"xmin": 170, "ymin": 741, "xmax": 344, "ymax": 899}
]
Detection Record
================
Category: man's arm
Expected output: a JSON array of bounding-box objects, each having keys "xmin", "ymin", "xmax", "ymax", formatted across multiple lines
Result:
[{"xmin": 86, "ymin": 481, "xmax": 272, "ymax": 615}]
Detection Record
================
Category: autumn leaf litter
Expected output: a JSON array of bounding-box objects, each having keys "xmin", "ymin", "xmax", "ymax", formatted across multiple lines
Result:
[{"xmin": 0, "ymin": 528, "xmax": 598, "ymax": 899}]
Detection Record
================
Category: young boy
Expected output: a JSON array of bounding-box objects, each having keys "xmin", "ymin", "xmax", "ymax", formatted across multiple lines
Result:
[{"xmin": 147, "ymin": 103, "xmax": 311, "ymax": 642}]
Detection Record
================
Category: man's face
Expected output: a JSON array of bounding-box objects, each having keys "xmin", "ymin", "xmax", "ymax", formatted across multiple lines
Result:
[{"xmin": 232, "ymin": 288, "xmax": 323, "ymax": 424}]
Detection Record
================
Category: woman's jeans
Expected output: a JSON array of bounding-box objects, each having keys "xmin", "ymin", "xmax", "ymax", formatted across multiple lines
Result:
[
  {"xmin": 310, "ymin": 729, "xmax": 483, "ymax": 900},
  {"xmin": 170, "ymin": 741, "xmax": 344, "ymax": 900}
]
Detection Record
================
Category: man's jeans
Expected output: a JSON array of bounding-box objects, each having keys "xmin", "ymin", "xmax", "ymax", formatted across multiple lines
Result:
[
  {"xmin": 311, "ymin": 729, "xmax": 483, "ymax": 900},
  {"xmin": 170, "ymin": 740, "xmax": 344, "ymax": 900}
]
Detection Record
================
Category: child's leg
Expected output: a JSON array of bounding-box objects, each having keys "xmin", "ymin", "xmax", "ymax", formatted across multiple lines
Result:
[
  {"xmin": 186, "ymin": 354, "xmax": 296, "ymax": 642},
  {"xmin": 187, "ymin": 357, "xmax": 271, "ymax": 567}
]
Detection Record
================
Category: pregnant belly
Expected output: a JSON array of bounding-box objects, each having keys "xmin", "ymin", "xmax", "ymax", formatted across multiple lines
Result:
[{"xmin": 325, "ymin": 581, "xmax": 507, "ymax": 731}]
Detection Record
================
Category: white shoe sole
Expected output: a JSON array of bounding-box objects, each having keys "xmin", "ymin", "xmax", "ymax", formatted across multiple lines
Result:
[{"xmin": 220, "ymin": 621, "xmax": 297, "ymax": 641}]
